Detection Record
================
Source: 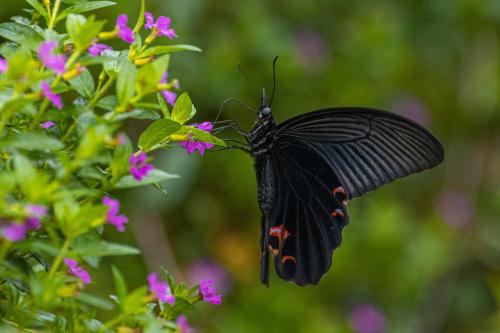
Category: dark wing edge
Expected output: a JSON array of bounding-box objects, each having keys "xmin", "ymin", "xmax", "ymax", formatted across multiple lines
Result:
[
  {"xmin": 258, "ymin": 140, "xmax": 349, "ymax": 286},
  {"xmin": 276, "ymin": 107, "xmax": 444, "ymax": 198}
]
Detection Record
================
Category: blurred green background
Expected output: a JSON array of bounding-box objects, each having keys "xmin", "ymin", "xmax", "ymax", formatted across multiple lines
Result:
[{"xmin": 3, "ymin": 0, "xmax": 500, "ymax": 332}]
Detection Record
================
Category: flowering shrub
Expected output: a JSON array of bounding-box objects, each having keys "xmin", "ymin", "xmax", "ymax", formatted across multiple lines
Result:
[{"xmin": 0, "ymin": 0, "xmax": 225, "ymax": 331}]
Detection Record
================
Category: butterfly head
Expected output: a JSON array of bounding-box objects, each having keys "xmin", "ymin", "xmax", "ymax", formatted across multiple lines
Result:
[{"xmin": 259, "ymin": 88, "xmax": 272, "ymax": 118}]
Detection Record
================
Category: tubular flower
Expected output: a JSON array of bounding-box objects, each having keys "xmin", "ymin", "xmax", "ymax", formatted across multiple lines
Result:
[
  {"xmin": 199, "ymin": 280, "xmax": 222, "ymax": 305},
  {"xmin": 129, "ymin": 152, "xmax": 154, "ymax": 181},
  {"xmin": 147, "ymin": 273, "xmax": 175, "ymax": 304},
  {"xmin": 144, "ymin": 12, "xmax": 177, "ymax": 39},
  {"xmin": 160, "ymin": 72, "xmax": 178, "ymax": 106},
  {"xmin": 0, "ymin": 57, "xmax": 6, "ymax": 72},
  {"xmin": 180, "ymin": 122, "xmax": 215, "ymax": 156},
  {"xmin": 64, "ymin": 258, "xmax": 91, "ymax": 285},
  {"xmin": 38, "ymin": 41, "xmax": 67, "ymax": 74},
  {"xmin": 88, "ymin": 41, "xmax": 112, "ymax": 57},
  {"xmin": 40, "ymin": 121, "xmax": 55, "ymax": 129},
  {"xmin": 40, "ymin": 81, "xmax": 63, "ymax": 109},
  {"xmin": 102, "ymin": 196, "xmax": 129, "ymax": 232},
  {"xmin": 116, "ymin": 14, "xmax": 135, "ymax": 43}
]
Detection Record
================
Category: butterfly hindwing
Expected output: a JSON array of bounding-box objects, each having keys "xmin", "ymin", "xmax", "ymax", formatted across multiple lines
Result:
[
  {"xmin": 261, "ymin": 138, "xmax": 349, "ymax": 285},
  {"xmin": 276, "ymin": 107, "xmax": 444, "ymax": 198}
]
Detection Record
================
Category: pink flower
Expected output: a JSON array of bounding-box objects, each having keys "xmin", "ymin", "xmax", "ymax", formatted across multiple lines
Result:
[
  {"xmin": 199, "ymin": 280, "xmax": 222, "ymax": 305},
  {"xmin": 88, "ymin": 41, "xmax": 112, "ymax": 57},
  {"xmin": 144, "ymin": 12, "xmax": 177, "ymax": 39},
  {"xmin": 176, "ymin": 315, "xmax": 193, "ymax": 333},
  {"xmin": 129, "ymin": 152, "xmax": 154, "ymax": 181},
  {"xmin": 38, "ymin": 41, "xmax": 67, "ymax": 74},
  {"xmin": 2, "ymin": 223, "xmax": 27, "ymax": 241},
  {"xmin": 349, "ymin": 304, "xmax": 386, "ymax": 333},
  {"xmin": 26, "ymin": 204, "xmax": 48, "ymax": 218},
  {"xmin": 40, "ymin": 121, "xmax": 55, "ymax": 129},
  {"xmin": 64, "ymin": 258, "xmax": 91, "ymax": 284},
  {"xmin": 0, "ymin": 57, "xmax": 6, "ymax": 72},
  {"xmin": 147, "ymin": 272, "xmax": 175, "ymax": 304},
  {"xmin": 180, "ymin": 122, "xmax": 215, "ymax": 156},
  {"xmin": 40, "ymin": 81, "xmax": 63, "ymax": 109},
  {"xmin": 116, "ymin": 14, "xmax": 135, "ymax": 43},
  {"xmin": 160, "ymin": 72, "xmax": 178, "ymax": 106},
  {"xmin": 102, "ymin": 196, "xmax": 129, "ymax": 232}
]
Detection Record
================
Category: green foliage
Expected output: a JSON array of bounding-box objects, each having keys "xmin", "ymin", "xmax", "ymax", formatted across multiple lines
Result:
[{"xmin": 0, "ymin": 1, "xmax": 221, "ymax": 332}]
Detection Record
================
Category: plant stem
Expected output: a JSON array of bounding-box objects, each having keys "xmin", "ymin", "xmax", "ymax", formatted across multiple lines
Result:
[
  {"xmin": 61, "ymin": 123, "xmax": 76, "ymax": 143},
  {"xmin": 48, "ymin": 237, "xmax": 71, "ymax": 277},
  {"xmin": 48, "ymin": 0, "xmax": 61, "ymax": 30},
  {"xmin": 88, "ymin": 76, "xmax": 115, "ymax": 108}
]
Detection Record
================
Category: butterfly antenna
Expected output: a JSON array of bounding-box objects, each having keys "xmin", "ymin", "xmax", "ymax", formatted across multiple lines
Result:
[
  {"xmin": 238, "ymin": 62, "xmax": 260, "ymax": 93},
  {"xmin": 270, "ymin": 56, "xmax": 279, "ymax": 107},
  {"xmin": 214, "ymin": 97, "xmax": 257, "ymax": 123}
]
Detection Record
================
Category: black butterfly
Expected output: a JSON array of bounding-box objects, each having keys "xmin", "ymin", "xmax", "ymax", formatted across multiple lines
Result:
[{"xmin": 215, "ymin": 73, "xmax": 444, "ymax": 287}]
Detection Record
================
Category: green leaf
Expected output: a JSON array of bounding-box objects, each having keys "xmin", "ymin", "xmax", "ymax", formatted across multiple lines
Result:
[
  {"xmin": 13, "ymin": 155, "xmax": 36, "ymax": 198},
  {"xmin": 157, "ymin": 93, "xmax": 170, "ymax": 118},
  {"xmin": 117, "ymin": 60, "xmax": 137, "ymax": 105},
  {"xmin": 69, "ymin": 67, "xmax": 95, "ymax": 99},
  {"xmin": 135, "ymin": 54, "xmax": 170, "ymax": 96},
  {"xmin": 0, "ymin": 22, "xmax": 43, "ymax": 50},
  {"xmin": 112, "ymin": 266, "xmax": 128, "ymax": 303},
  {"xmin": 180, "ymin": 125, "xmax": 226, "ymax": 147},
  {"xmin": 96, "ymin": 95, "xmax": 117, "ymax": 111},
  {"xmin": 26, "ymin": 0, "xmax": 49, "ymax": 21},
  {"xmin": 171, "ymin": 93, "xmax": 196, "ymax": 124},
  {"xmin": 123, "ymin": 286, "xmax": 148, "ymax": 315},
  {"xmin": 107, "ymin": 108, "xmax": 160, "ymax": 121},
  {"xmin": 102, "ymin": 50, "xmax": 129, "ymax": 74},
  {"xmin": 138, "ymin": 119, "xmax": 181, "ymax": 151},
  {"xmin": 74, "ymin": 293, "xmax": 114, "ymax": 310},
  {"xmin": 0, "ymin": 132, "xmax": 63, "ymax": 151},
  {"xmin": 111, "ymin": 134, "xmax": 132, "ymax": 182},
  {"xmin": 58, "ymin": 1, "xmax": 116, "ymax": 22},
  {"xmin": 66, "ymin": 14, "xmax": 105, "ymax": 50},
  {"xmin": 114, "ymin": 170, "xmax": 179, "ymax": 189},
  {"xmin": 140, "ymin": 44, "xmax": 202, "ymax": 57}
]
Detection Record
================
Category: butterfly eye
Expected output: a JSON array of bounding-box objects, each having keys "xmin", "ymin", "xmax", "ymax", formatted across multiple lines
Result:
[{"xmin": 261, "ymin": 107, "xmax": 271, "ymax": 117}]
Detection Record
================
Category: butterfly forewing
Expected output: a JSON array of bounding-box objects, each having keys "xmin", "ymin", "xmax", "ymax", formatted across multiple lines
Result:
[{"xmin": 276, "ymin": 107, "xmax": 444, "ymax": 198}]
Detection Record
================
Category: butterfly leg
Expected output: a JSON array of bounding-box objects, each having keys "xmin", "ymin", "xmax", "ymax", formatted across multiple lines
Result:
[{"xmin": 209, "ymin": 146, "xmax": 251, "ymax": 154}]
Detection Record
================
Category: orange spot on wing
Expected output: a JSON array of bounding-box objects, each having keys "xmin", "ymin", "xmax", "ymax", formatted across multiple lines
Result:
[
  {"xmin": 281, "ymin": 255, "xmax": 296, "ymax": 264},
  {"xmin": 333, "ymin": 186, "xmax": 346, "ymax": 196},
  {"xmin": 331, "ymin": 208, "xmax": 345, "ymax": 218}
]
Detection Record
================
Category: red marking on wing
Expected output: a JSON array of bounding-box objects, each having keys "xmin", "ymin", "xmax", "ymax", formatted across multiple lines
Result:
[
  {"xmin": 269, "ymin": 224, "xmax": 291, "ymax": 253},
  {"xmin": 330, "ymin": 208, "xmax": 345, "ymax": 218},
  {"xmin": 281, "ymin": 255, "xmax": 296, "ymax": 264},
  {"xmin": 333, "ymin": 186, "xmax": 346, "ymax": 196}
]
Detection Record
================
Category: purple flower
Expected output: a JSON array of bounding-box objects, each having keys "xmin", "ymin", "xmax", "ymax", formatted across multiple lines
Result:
[
  {"xmin": 40, "ymin": 81, "xmax": 63, "ymax": 110},
  {"xmin": 147, "ymin": 272, "xmax": 175, "ymax": 304},
  {"xmin": 26, "ymin": 204, "xmax": 48, "ymax": 218},
  {"xmin": 160, "ymin": 72, "xmax": 178, "ymax": 106},
  {"xmin": 0, "ymin": 57, "xmax": 6, "ymax": 73},
  {"xmin": 40, "ymin": 121, "xmax": 55, "ymax": 129},
  {"xmin": 88, "ymin": 41, "xmax": 112, "ymax": 57},
  {"xmin": 129, "ymin": 152, "xmax": 154, "ymax": 181},
  {"xmin": 25, "ymin": 217, "xmax": 41, "ymax": 231},
  {"xmin": 180, "ymin": 122, "xmax": 215, "ymax": 156},
  {"xmin": 102, "ymin": 196, "xmax": 129, "ymax": 232},
  {"xmin": 144, "ymin": 12, "xmax": 177, "ymax": 39},
  {"xmin": 116, "ymin": 14, "xmax": 135, "ymax": 43},
  {"xmin": 199, "ymin": 280, "xmax": 222, "ymax": 305},
  {"xmin": 64, "ymin": 258, "xmax": 91, "ymax": 284},
  {"xmin": 2, "ymin": 223, "xmax": 27, "ymax": 242},
  {"xmin": 437, "ymin": 189, "xmax": 475, "ymax": 230},
  {"xmin": 38, "ymin": 41, "xmax": 67, "ymax": 74},
  {"xmin": 349, "ymin": 304, "xmax": 386, "ymax": 333},
  {"xmin": 176, "ymin": 315, "xmax": 193, "ymax": 333},
  {"xmin": 187, "ymin": 258, "xmax": 231, "ymax": 294}
]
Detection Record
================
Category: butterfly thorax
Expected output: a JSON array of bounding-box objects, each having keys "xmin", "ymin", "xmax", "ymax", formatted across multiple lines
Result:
[{"xmin": 249, "ymin": 114, "xmax": 277, "ymax": 158}]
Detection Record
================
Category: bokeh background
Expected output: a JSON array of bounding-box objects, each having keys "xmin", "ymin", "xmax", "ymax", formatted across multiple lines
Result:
[{"xmin": 3, "ymin": 0, "xmax": 500, "ymax": 332}]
